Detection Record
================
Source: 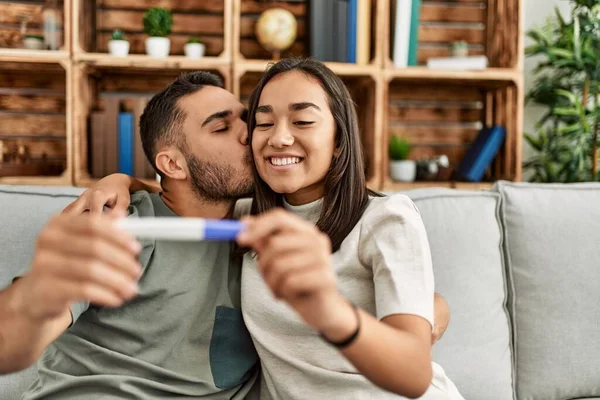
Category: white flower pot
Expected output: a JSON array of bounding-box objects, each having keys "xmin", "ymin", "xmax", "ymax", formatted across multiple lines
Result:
[
  {"xmin": 23, "ymin": 37, "xmax": 44, "ymax": 50},
  {"xmin": 108, "ymin": 40, "xmax": 129, "ymax": 57},
  {"xmin": 184, "ymin": 43, "xmax": 205, "ymax": 59},
  {"xmin": 390, "ymin": 160, "xmax": 416, "ymax": 182},
  {"xmin": 145, "ymin": 37, "xmax": 170, "ymax": 58}
]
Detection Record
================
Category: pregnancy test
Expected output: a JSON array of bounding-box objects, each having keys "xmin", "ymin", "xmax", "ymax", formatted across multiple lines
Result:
[{"xmin": 116, "ymin": 218, "xmax": 245, "ymax": 241}]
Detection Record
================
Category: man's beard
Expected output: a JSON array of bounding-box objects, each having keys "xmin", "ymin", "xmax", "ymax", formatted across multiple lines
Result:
[{"xmin": 184, "ymin": 150, "xmax": 254, "ymax": 203}]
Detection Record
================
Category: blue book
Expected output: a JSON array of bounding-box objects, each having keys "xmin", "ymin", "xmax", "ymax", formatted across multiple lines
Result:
[
  {"xmin": 457, "ymin": 125, "xmax": 506, "ymax": 182},
  {"xmin": 118, "ymin": 112, "xmax": 134, "ymax": 176},
  {"xmin": 407, "ymin": 0, "xmax": 421, "ymax": 66},
  {"xmin": 347, "ymin": 0, "xmax": 358, "ymax": 63}
]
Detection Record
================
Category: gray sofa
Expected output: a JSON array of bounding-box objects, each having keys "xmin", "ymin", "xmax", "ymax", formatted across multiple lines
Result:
[{"xmin": 1, "ymin": 182, "xmax": 599, "ymax": 400}]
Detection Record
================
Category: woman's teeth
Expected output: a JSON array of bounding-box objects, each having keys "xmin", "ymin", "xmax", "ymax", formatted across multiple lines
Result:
[{"xmin": 269, "ymin": 157, "xmax": 301, "ymax": 166}]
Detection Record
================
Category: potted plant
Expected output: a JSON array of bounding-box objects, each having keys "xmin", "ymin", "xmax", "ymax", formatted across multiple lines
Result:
[
  {"xmin": 143, "ymin": 7, "xmax": 172, "ymax": 58},
  {"xmin": 23, "ymin": 34, "xmax": 44, "ymax": 50},
  {"xmin": 451, "ymin": 41, "xmax": 468, "ymax": 57},
  {"xmin": 388, "ymin": 136, "xmax": 416, "ymax": 182},
  {"xmin": 184, "ymin": 37, "xmax": 205, "ymax": 59},
  {"xmin": 108, "ymin": 30, "xmax": 129, "ymax": 57},
  {"xmin": 524, "ymin": 1, "xmax": 600, "ymax": 182}
]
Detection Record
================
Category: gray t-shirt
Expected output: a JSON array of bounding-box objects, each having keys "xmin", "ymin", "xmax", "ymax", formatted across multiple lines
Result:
[{"xmin": 22, "ymin": 191, "xmax": 259, "ymax": 399}]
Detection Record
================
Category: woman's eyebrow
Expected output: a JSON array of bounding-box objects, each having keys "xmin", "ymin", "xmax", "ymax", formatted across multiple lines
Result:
[{"xmin": 289, "ymin": 102, "xmax": 321, "ymax": 112}]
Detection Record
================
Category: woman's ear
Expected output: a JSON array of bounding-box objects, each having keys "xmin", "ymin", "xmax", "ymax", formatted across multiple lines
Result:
[{"xmin": 155, "ymin": 149, "xmax": 187, "ymax": 181}]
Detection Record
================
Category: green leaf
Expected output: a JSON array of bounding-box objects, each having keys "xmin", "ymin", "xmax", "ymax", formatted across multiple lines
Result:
[
  {"xmin": 555, "ymin": 88, "xmax": 579, "ymax": 104},
  {"xmin": 552, "ymin": 107, "xmax": 580, "ymax": 116},
  {"xmin": 524, "ymin": 133, "xmax": 544, "ymax": 151},
  {"xmin": 548, "ymin": 48, "xmax": 575, "ymax": 59},
  {"xmin": 525, "ymin": 44, "xmax": 543, "ymax": 56},
  {"xmin": 557, "ymin": 122, "xmax": 584, "ymax": 134}
]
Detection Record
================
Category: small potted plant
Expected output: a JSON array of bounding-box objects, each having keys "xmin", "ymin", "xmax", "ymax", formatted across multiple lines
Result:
[
  {"xmin": 23, "ymin": 34, "xmax": 44, "ymax": 50},
  {"xmin": 108, "ymin": 30, "xmax": 129, "ymax": 57},
  {"xmin": 184, "ymin": 37, "xmax": 205, "ymax": 59},
  {"xmin": 389, "ymin": 136, "xmax": 416, "ymax": 182},
  {"xmin": 143, "ymin": 7, "xmax": 172, "ymax": 58},
  {"xmin": 451, "ymin": 41, "xmax": 468, "ymax": 57}
]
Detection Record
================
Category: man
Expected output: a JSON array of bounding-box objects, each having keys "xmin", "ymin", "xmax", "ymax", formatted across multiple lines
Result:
[{"xmin": 0, "ymin": 71, "xmax": 449, "ymax": 398}]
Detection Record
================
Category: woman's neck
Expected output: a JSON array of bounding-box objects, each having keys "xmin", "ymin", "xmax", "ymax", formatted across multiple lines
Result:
[{"xmin": 284, "ymin": 183, "xmax": 325, "ymax": 206}]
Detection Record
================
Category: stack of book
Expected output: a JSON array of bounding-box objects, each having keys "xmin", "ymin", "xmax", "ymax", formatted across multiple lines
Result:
[{"xmin": 308, "ymin": 0, "xmax": 372, "ymax": 64}]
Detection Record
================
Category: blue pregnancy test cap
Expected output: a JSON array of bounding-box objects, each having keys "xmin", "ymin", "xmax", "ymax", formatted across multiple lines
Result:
[{"xmin": 204, "ymin": 219, "xmax": 246, "ymax": 241}]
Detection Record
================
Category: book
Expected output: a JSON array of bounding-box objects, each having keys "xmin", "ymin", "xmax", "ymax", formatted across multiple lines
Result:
[
  {"xmin": 427, "ymin": 55, "xmax": 489, "ymax": 70},
  {"xmin": 356, "ymin": 0, "xmax": 371, "ymax": 65},
  {"xmin": 407, "ymin": 0, "xmax": 421, "ymax": 66},
  {"xmin": 309, "ymin": 0, "xmax": 330, "ymax": 61},
  {"xmin": 348, "ymin": 0, "xmax": 358, "ymax": 63},
  {"xmin": 90, "ymin": 111, "xmax": 106, "ymax": 178},
  {"xmin": 456, "ymin": 125, "xmax": 506, "ymax": 182},
  {"xmin": 392, "ymin": 0, "xmax": 412, "ymax": 68},
  {"xmin": 104, "ymin": 97, "xmax": 120, "ymax": 175},
  {"xmin": 118, "ymin": 112, "xmax": 134, "ymax": 176},
  {"xmin": 133, "ymin": 97, "xmax": 154, "ymax": 178}
]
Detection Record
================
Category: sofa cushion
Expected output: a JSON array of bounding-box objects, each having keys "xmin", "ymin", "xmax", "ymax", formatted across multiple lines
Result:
[
  {"xmin": 494, "ymin": 181, "xmax": 600, "ymax": 400},
  {"xmin": 0, "ymin": 184, "xmax": 84, "ymax": 400},
  {"xmin": 400, "ymin": 189, "xmax": 514, "ymax": 400},
  {"xmin": 0, "ymin": 185, "xmax": 84, "ymax": 288}
]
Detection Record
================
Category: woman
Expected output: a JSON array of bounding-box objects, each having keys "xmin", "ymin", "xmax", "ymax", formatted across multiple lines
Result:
[{"xmin": 71, "ymin": 58, "xmax": 463, "ymax": 399}]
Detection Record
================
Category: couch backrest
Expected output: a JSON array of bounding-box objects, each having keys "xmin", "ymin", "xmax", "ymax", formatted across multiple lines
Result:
[
  {"xmin": 0, "ymin": 185, "xmax": 84, "ymax": 400},
  {"xmin": 493, "ymin": 182, "xmax": 600, "ymax": 400},
  {"xmin": 403, "ymin": 188, "xmax": 515, "ymax": 400}
]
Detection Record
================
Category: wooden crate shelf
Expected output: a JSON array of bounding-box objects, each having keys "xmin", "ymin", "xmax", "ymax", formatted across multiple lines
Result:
[
  {"xmin": 73, "ymin": 53, "xmax": 230, "ymax": 72},
  {"xmin": 384, "ymin": 66, "xmax": 520, "ymax": 85},
  {"xmin": 383, "ymin": 77, "xmax": 521, "ymax": 189},
  {"xmin": 382, "ymin": 181, "xmax": 493, "ymax": 192},
  {"xmin": 1, "ymin": 0, "xmax": 523, "ymax": 190},
  {"xmin": 233, "ymin": 0, "xmax": 384, "ymax": 68},
  {"xmin": 72, "ymin": 0, "xmax": 232, "ymax": 62},
  {"xmin": 0, "ymin": 0, "xmax": 71, "ymax": 54},
  {"xmin": 0, "ymin": 61, "xmax": 72, "ymax": 185},
  {"xmin": 383, "ymin": 0, "xmax": 521, "ymax": 69}
]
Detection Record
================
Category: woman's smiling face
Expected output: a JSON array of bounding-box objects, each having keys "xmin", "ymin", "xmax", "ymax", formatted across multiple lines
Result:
[{"xmin": 251, "ymin": 70, "xmax": 337, "ymax": 205}]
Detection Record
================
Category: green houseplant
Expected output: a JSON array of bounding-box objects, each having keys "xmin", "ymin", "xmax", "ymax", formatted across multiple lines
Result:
[
  {"xmin": 143, "ymin": 7, "xmax": 173, "ymax": 58},
  {"xmin": 524, "ymin": 0, "xmax": 600, "ymax": 182},
  {"xmin": 108, "ymin": 29, "xmax": 129, "ymax": 57},
  {"xmin": 388, "ymin": 136, "xmax": 416, "ymax": 182},
  {"xmin": 184, "ymin": 37, "xmax": 205, "ymax": 59}
]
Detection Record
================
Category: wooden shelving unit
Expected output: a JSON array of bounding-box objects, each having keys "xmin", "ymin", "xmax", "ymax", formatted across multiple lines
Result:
[{"xmin": 0, "ymin": 0, "xmax": 523, "ymax": 190}]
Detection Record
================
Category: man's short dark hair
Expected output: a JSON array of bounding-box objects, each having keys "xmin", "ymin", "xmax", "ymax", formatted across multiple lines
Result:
[{"xmin": 140, "ymin": 71, "xmax": 224, "ymax": 173}]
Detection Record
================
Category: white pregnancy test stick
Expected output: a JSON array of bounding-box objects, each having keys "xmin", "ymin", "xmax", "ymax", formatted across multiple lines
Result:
[{"xmin": 116, "ymin": 218, "xmax": 245, "ymax": 241}]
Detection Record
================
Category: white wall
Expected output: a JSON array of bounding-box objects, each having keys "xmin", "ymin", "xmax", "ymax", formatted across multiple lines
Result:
[{"xmin": 522, "ymin": 0, "xmax": 571, "ymax": 172}]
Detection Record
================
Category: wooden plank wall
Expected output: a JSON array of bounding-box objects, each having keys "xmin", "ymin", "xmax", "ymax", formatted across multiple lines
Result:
[
  {"xmin": 0, "ymin": 1, "xmax": 65, "ymax": 49},
  {"xmin": 388, "ymin": 81, "xmax": 485, "ymax": 168},
  {"xmin": 94, "ymin": 0, "xmax": 225, "ymax": 55},
  {"xmin": 415, "ymin": 0, "xmax": 487, "ymax": 65},
  {"xmin": 0, "ymin": 64, "xmax": 67, "ymax": 176}
]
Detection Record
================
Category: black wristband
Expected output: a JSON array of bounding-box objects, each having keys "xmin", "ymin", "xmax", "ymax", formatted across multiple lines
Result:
[{"xmin": 320, "ymin": 302, "xmax": 361, "ymax": 349}]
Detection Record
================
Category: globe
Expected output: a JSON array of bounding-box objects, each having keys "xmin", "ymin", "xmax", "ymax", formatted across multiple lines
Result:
[{"xmin": 255, "ymin": 8, "xmax": 297, "ymax": 58}]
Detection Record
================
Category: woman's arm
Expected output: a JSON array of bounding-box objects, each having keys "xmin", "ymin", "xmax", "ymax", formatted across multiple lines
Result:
[
  {"xmin": 237, "ymin": 207, "xmax": 435, "ymax": 398},
  {"xmin": 63, "ymin": 173, "xmax": 159, "ymax": 216}
]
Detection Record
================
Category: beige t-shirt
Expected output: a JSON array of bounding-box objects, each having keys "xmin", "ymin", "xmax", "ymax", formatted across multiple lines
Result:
[{"xmin": 237, "ymin": 194, "xmax": 465, "ymax": 400}]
